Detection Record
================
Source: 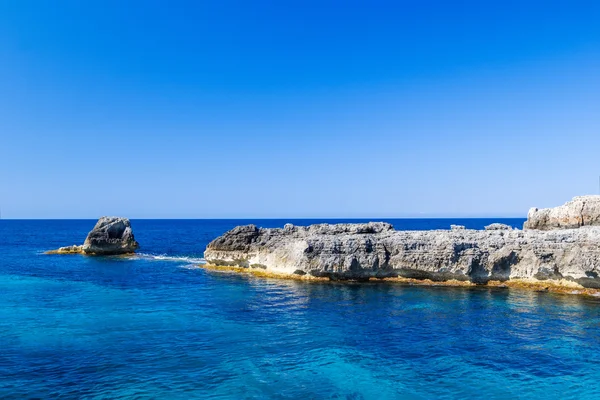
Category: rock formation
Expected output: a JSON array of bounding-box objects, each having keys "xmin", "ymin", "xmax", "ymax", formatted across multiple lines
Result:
[
  {"xmin": 47, "ymin": 217, "xmax": 139, "ymax": 255},
  {"xmin": 205, "ymin": 208, "xmax": 600, "ymax": 287},
  {"xmin": 524, "ymin": 195, "xmax": 600, "ymax": 230},
  {"xmin": 484, "ymin": 223, "xmax": 513, "ymax": 231},
  {"xmin": 82, "ymin": 217, "xmax": 139, "ymax": 254}
]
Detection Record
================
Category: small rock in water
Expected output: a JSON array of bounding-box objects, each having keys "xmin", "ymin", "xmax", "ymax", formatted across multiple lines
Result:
[
  {"xmin": 46, "ymin": 217, "xmax": 139, "ymax": 256},
  {"xmin": 82, "ymin": 217, "xmax": 139, "ymax": 255},
  {"xmin": 45, "ymin": 245, "xmax": 83, "ymax": 255}
]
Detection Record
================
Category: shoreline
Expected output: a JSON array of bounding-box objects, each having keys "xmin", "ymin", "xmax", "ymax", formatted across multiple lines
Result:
[
  {"xmin": 204, "ymin": 200, "xmax": 600, "ymax": 292},
  {"xmin": 200, "ymin": 263, "xmax": 600, "ymax": 298}
]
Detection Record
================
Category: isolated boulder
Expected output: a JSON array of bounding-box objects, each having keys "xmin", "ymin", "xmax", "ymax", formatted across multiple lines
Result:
[
  {"xmin": 524, "ymin": 196, "xmax": 600, "ymax": 230},
  {"xmin": 82, "ymin": 217, "xmax": 139, "ymax": 254},
  {"xmin": 46, "ymin": 217, "xmax": 139, "ymax": 255}
]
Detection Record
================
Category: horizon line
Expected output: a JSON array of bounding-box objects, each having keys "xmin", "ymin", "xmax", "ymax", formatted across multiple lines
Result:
[{"xmin": 0, "ymin": 216, "xmax": 527, "ymax": 220}]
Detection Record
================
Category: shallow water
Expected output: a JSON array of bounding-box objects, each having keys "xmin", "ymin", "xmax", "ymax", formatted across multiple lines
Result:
[{"xmin": 2, "ymin": 219, "xmax": 600, "ymax": 399}]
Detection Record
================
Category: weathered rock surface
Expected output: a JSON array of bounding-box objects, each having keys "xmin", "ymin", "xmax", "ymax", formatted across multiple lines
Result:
[
  {"xmin": 204, "ymin": 222, "xmax": 600, "ymax": 287},
  {"xmin": 82, "ymin": 217, "xmax": 139, "ymax": 254},
  {"xmin": 524, "ymin": 196, "xmax": 600, "ymax": 230},
  {"xmin": 485, "ymin": 223, "xmax": 513, "ymax": 231},
  {"xmin": 46, "ymin": 245, "xmax": 83, "ymax": 255},
  {"xmin": 46, "ymin": 217, "xmax": 139, "ymax": 255}
]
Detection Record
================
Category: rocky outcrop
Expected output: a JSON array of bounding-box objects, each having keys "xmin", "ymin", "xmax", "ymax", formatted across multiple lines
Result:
[
  {"xmin": 46, "ymin": 245, "xmax": 84, "ymax": 255},
  {"xmin": 204, "ymin": 222, "xmax": 600, "ymax": 288},
  {"xmin": 82, "ymin": 217, "xmax": 139, "ymax": 254},
  {"xmin": 46, "ymin": 217, "xmax": 139, "ymax": 255},
  {"xmin": 484, "ymin": 223, "xmax": 513, "ymax": 231},
  {"xmin": 524, "ymin": 196, "xmax": 600, "ymax": 230}
]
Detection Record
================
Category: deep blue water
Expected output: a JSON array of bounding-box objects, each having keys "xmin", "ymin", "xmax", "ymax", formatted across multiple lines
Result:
[{"xmin": 3, "ymin": 218, "xmax": 600, "ymax": 399}]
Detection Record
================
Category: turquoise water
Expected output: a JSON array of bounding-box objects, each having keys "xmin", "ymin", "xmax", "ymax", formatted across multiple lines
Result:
[{"xmin": 2, "ymin": 219, "xmax": 600, "ymax": 399}]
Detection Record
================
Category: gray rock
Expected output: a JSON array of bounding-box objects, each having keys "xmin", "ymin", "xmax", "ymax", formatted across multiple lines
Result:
[
  {"xmin": 82, "ymin": 217, "xmax": 139, "ymax": 255},
  {"xmin": 47, "ymin": 217, "xmax": 139, "ymax": 255},
  {"xmin": 485, "ymin": 223, "xmax": 513, "ymax": 231},
  {"xmin": 524, "ymin": 196, "xmax": 600, "ymax": 230},
  {"xmin": 450, "ymin": 225, "xmax": 465, "ymax": 231},
  {"xmin": 204, "ymin": 222, "xmax": 600, "ymax": 287}
]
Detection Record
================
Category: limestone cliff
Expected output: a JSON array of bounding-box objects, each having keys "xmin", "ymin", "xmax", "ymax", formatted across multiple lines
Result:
[
  {"xmin": 205, "ymin": 221, "xmax": 600, "ymax": 287},
  {"xmin": 524, "ymin": 196, "xmax": 600, "ymax": 230}
]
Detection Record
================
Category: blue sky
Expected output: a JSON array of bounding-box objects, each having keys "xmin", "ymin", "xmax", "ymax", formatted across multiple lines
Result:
[{"xmin": 1, "ymin": 1, "xmax": 599, "ymax": 218}]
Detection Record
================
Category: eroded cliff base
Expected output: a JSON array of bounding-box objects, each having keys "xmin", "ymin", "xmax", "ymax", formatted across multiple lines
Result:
[{"xmin": 201, "ymin": 263, "xmax": 600, "ymax": 297}]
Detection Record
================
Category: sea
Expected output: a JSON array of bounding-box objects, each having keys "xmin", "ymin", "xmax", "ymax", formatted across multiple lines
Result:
[{"xmin": 2, "ymin": 218, "xmax": 600, "ymax": 399}]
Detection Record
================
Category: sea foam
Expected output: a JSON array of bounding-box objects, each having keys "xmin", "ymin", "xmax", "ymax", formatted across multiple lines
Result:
[{"xmin": 134, "ymin": 253, "xmax": 206, "ymax": 265}]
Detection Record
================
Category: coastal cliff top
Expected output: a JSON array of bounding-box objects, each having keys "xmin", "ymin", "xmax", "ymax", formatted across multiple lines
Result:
[
  {"xmin": 524, "ymin": 195, "xmax": 600, "ymax": 230},
  {"xmin": 206, "ymin": 220, "xmax": 600, "ymax": 254}
]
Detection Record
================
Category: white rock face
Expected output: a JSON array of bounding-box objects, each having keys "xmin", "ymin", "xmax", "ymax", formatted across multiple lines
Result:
[
  {"xmin": 485, "ymin": 223, "xmax": 513, "ymax": 231},
  {"xmin": 524, "ymin": 196, "xmax": 600, "ymax": 230},
  {"xmin": 204, "ymin": 222, "xmax": 600, "ymax": 287}
]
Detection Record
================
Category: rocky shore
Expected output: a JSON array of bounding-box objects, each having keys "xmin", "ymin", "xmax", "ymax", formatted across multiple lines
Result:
[
  {"xmin": 524, "ymin": 195, "xmax": 600, "ymax": 230},
  {"xmin": 204, "ymin": 196, "xmax": 600, "ymax": 289},
  {"xmin": 46, "ymin": 217, "xmax": 139, "ymax": 255}
]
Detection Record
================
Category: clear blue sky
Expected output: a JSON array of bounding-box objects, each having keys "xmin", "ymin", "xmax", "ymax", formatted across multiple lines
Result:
[{"xmin": 1, "ymin": 1, "xmax": 599, "ymax": 218}]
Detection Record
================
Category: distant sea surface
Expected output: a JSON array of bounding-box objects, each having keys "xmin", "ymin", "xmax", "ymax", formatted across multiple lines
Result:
[{"xmin": 3, "ymin": 218, "xmax": 600, "ymax": 399}]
